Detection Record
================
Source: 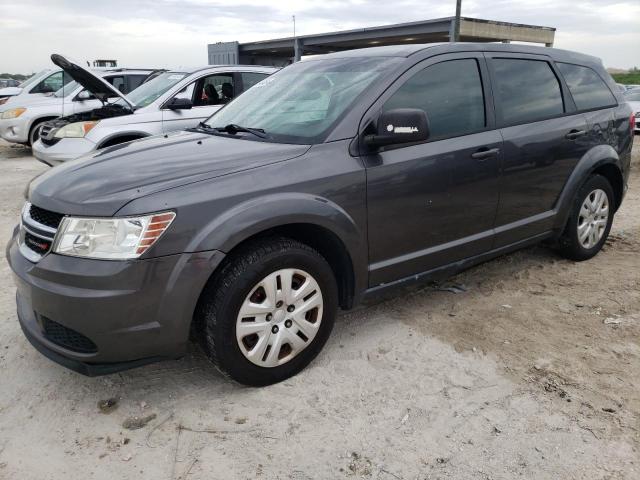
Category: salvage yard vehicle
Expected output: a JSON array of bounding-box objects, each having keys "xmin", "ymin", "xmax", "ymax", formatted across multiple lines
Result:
[
  {"xmin": 32, "ymin": 55, "xmax": 277, "ymax": 165},
  {"xmin": 624, "ymin": 89, "xmax": 640, "ymax": 133},
  {"xmin": 0, "ymin": 65, "xmax": 157, "ymax": 146},
  {"xmin": 7, "ymin": 43, "xmax": 634, "ymax": 386},
  {"xmin": 0, "ymin": 68, "xmax": 72, "ymax": 105}
]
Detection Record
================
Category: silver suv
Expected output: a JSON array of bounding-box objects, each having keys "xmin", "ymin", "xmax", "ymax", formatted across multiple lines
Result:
[
  {"xmin": 32, "ymin": 56, "xmax": 276, "ymax": 166},
  {"xmin": 0, "ymin": 64, "xmax": 157, "ymax": 146},
  {"xmin": 0, "ymin": 69, "xmax": 72, "ymax": 105}
]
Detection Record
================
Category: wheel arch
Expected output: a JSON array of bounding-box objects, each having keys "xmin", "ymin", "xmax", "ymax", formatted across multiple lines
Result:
[
  {"xmin": 97, "ymin": 131, "xmax": 150, "ymax": 149},
  {"xmin": 190, "ymin": 193, "xmax": 367, "ymax": 310},
  {"xmin": 553, "ymin": 144, "xmax": 624, "ymax": 232}
]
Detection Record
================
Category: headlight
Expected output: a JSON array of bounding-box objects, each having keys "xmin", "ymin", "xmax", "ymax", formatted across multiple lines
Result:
[
  {"xmin": 53, "ymin": 121, "xmax": 99, "ymax": 138},
  {"xmin": 1, "ymin": 107, "xmax": 26, "ymax": 119},
  {"xmin": 53, "ymin": 211, "xmax": 175, "ymax": 260}
]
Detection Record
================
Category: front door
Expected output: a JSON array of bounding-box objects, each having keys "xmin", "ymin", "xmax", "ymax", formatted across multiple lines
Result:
[
  {"xmin": 364, "ymin": 54, "xmax": 502, "ymax": 286},
  {"xmin": 161, "ymin": 72, "xmax": 236, "ymax": 132}
]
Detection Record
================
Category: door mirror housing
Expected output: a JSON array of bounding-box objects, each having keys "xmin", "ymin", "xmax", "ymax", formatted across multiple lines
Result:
[
  {"xmin": 364, "ymin": 108, "xmax": 430, "ymax": 149},
  {"xmin": 75, "ymin": 90, "xmax": 92, "ymax": 101},
  {"xmin": 166, "ymin": 97, "xmax": 193, "ymax": 110}
]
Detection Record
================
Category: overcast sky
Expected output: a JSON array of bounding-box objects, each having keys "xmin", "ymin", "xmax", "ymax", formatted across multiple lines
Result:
[{"xmin": 1, "ymin": 0, "xmax": 639, "ymax": 73}]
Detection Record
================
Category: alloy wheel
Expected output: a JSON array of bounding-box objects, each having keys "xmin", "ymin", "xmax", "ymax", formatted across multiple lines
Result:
[
  {"xmin": 577, "ymin": 188, "xmax": 609, "ymax": 249},
  {"xmin": 236, "ymin": 268, "xmax": 323, "ymax": 368}
]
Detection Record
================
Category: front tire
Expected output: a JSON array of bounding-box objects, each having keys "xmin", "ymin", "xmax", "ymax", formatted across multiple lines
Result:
[
  {"xmin": 196, "ymin": 237, "xmax": 338, "ymax": 386},
  {"xmin": 557, "ymin": 174, "xmax": 614, "ymax": 261},
  {"xmin": 28, "ymin": 121, "xmax": 45, "ymax": 146}
]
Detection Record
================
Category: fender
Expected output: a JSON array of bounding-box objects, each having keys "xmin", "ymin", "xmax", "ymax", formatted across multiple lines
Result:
[
  {"xmin": 187, "ymin": 192, "xmax": 368, "ymax": 299},
  {"xmin": 552, "ymin": 144, "xmax": 622, "ymax": 232},
  {"xmin": 97, "ymin": 131, "xmax": 151, "ymax": 149}
]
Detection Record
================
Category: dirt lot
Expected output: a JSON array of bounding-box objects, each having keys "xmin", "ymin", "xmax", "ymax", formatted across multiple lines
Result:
[{"xmin": 0, "ymin": 139, "xmax": 638, "ymax": 480}]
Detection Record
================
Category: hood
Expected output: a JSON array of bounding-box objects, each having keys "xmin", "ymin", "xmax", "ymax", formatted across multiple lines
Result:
[
  {"xmin": 29, "ymin": 130, "xmax": 311, "ymax": 216},
  {"xmin": 51, "ymin": 54, "xmax": 136, "ymax": 109}
]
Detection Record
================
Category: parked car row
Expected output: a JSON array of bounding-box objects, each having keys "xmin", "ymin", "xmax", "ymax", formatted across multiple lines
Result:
[
  {"xmin": 0, "ymin": 65, "xmax": 158, "ymax": 146},
  {"xmin": 0, "ymin": 78, "xmax": 21, "ymax": 88},
  {"xmin": 6, "ymin": 43, "xmax": 635, "ymax": 386},
  {"xmin": 624, "ymin": 88, "xmax": 640, "ymax": 133},
  {"xmin": 32, "ymin": 56, "xmax": 276, "ymax": 165}
]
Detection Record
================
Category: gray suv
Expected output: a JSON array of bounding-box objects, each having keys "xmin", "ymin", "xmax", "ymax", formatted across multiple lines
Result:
[{"xmin": 7, "ymin": 43, "xmax": 634, "ymax": 386}]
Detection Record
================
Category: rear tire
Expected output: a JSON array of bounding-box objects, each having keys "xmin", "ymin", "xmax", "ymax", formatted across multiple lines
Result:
[
  {"xmin": 195, "ymin": 237, "xmax": 338, "ymax": 386},
  {"xmin": 557, "ymin": 174, "xmax": 614, "ymax": 261}
]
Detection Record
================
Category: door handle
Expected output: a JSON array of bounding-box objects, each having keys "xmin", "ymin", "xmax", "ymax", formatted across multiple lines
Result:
[
  {"xmin": 471, "ymin": 147, "xmax": 500, "ymax": 160},
  {"xmin": 565, "ymin": 129, "xmax": 586, "ymax": 140}
]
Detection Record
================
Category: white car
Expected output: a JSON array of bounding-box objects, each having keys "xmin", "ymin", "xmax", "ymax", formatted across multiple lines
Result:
[
  {"xmin": 0, "ymin": 63, "xmax": 157, "ymax": 146},
  {"xmin": 32, "ymin": 56, "xmax": 277, "ymax": 166},
  {"xmin": 0, "ymin": 68, "xmax": 71, "ymax": 106},
  {"xmin": 623, "ymin": 89, "xmax": 640, "ymax": 133}
]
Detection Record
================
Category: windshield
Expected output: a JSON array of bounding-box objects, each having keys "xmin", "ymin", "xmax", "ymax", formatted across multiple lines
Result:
[
  {"xmin": 205, "ymin": 57, "xmax": 401, "ymax": 144},
  {"xmin": 117, "ymin": 72, "xmax": 187, "ymax": 108},
  {"xmin": 53, "ymin": 80, "xmax": 80, "ymax": 98},
  {"xmin": 624, "ymin": 91, "xmax": 640, "ymax": 102},
  {"xmin": 18, "ymin": 70, "xmax": 48, "ymax": 89}
]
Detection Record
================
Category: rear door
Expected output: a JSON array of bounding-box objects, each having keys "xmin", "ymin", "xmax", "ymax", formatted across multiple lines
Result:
[
  {"xmin": 486, "ymin": 53, "xmax": 590, "ymax": 247},
  {"xmin": 364, "ymin": 53, "xmax": 502, "ymax": 286}
]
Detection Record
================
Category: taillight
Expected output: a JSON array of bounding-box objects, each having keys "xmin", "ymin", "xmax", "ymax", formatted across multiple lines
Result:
[{"xmin": 631, "ymin": 113, "xmax": 636, "ymax": 134}]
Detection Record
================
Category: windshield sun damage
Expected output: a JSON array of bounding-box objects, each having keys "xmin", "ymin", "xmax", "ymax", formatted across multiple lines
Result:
[{"xmin": 205, "ymin": 57, "xmax": 401, "ymax": 144}]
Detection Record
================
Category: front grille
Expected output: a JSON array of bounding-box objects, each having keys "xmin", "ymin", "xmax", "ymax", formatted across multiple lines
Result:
[
  {"xmin": 24, "ymin": 231, "xmax": 52, "ymax": 255},
  {"xmin": 29, "ymin": 204, "xmax": 63, "ymax": 229},
  {"xmin": 41, "ymin": 316, "xmax": 98, "ymax": 354},
  {"xmin": 39, "ymin": 124, "xmax": 61, "ymax": 146},
  {"xmin": 19, "ymin": 203, "xmax": 63, "ymax": 261}
]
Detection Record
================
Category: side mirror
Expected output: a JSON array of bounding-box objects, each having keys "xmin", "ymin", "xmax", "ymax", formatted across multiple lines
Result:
[
  {"xmin": 166, "ymin": 97, "xmax": 193, "ymax": 110},
  {"xmin": 75, "ymin": 90, "xmax": 92, "ymax": 101},
  {"xmin": 364, "ymin": 108, "xmax": 430, "ymax": 149}
]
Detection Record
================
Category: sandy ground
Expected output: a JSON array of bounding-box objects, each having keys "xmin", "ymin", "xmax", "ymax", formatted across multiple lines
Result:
[{"xmin": 0, "ymin": 138, "xmax": 638, "ymax": 480}]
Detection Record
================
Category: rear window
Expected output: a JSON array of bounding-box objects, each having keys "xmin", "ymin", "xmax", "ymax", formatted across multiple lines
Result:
[
  {"xmin": 492, "ymin": 58, "xmax": 564, "ymax": 125},
  {"xmin": 557, "ymin": 63, "xmax": 617, "ymax": 111}
]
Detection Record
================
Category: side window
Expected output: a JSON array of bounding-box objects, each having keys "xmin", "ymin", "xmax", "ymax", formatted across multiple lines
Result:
[
  {"xmin": 106, "ymin": 76, "xmax": 125, "ymax": 93},
  {"xmin": 172, "ymin": 83, "xmax": 195, "ymax": 102},
  {"xmin": 492, "ymin": 58, "xmax": 564, "ymax": 125},
  {"xmin": 193, "ymin": 73, "xmax": 235, "ymax": 107},
  {"xmin": 126, "ymin": 75, "xmax": 148, "ymax": 93},
  {"xmin": 383, "ymin": 59, "xmax": 486, "ymax": 140},
  {"xmin": 30, "ymin": 72, "xmax": 72, "ymax": 94},
  {"xmin": 557, "ymin": 63, "xmax": 617, "ymax": 111},
  {"xmin": 240, "ymin": 72, "xmax": 269, "ymax": 92}
]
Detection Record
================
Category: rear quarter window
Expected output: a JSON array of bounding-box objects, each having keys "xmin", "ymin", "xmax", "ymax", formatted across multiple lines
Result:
[
  {"xmin": 557, "ymin": 63, "xmax": 617, "ymax": 111},
  {"xmin": 492, "ymin": 58, "xmax": 564, "ymax": 125}
]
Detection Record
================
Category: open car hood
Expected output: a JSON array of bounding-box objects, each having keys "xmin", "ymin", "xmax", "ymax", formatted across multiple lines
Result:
[{"xmin": 50, "ymin": 54, "xmax": 136, "ymax": 109}]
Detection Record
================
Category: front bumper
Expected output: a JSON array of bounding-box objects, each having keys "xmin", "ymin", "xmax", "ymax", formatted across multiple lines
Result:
[
  {"xmin": 7, "ymin": 228, "xmax": 225, "ymax": 375},
  {"xmin": 0, "ymin": 116, "xmax": 29, "ymax": 144},
  {"xmin": 32, "ymin": 137, "xmax": 97, "ymax": 166}
]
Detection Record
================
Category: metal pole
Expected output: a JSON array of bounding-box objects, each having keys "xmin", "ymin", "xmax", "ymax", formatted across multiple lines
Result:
[{"xmin": 454, "ymin": 0, "xmax": 461, "ymax": 42}]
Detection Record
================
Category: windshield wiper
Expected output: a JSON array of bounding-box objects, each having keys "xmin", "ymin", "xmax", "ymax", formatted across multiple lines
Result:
[{"xmin": 214, "ymin": 124, "xmax": 268, "ymax": 139}]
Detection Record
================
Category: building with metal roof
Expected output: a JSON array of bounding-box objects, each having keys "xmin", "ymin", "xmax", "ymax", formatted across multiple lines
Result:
[{"xmin": 208, "ymin": 16, "xmax": 556, "ymax": 67}]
